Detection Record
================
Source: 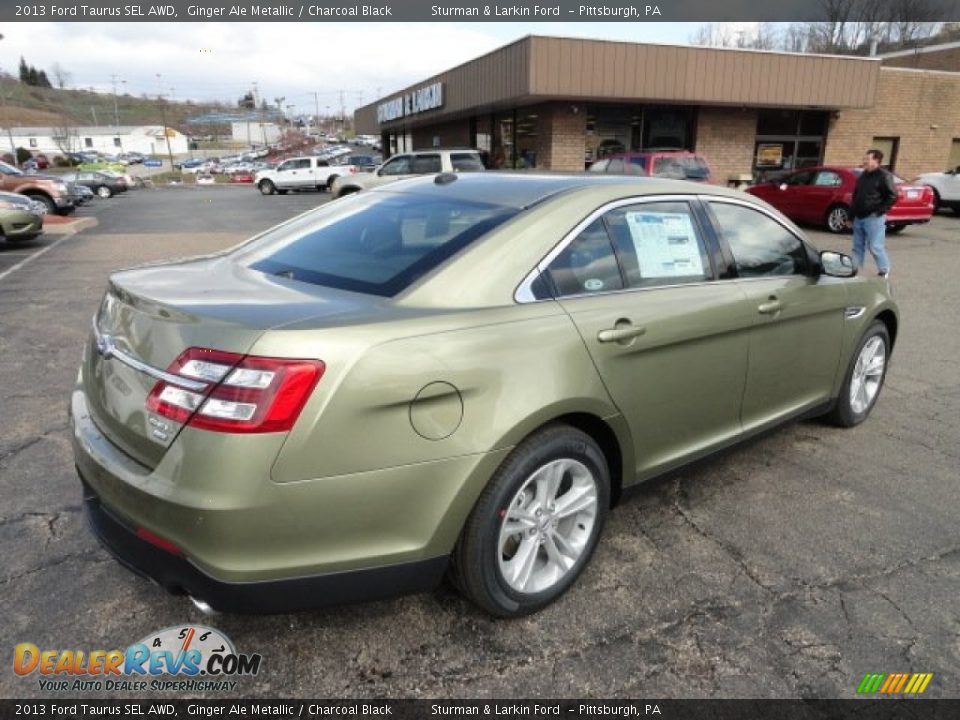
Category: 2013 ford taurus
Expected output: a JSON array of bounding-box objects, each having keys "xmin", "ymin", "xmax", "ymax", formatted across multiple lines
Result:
[{"xmin": 71, "ymin": 174, "xmax": 898, "ymax": 617}]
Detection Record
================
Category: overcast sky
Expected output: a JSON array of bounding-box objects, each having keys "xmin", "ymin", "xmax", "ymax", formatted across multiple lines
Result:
[{"xmin": 0, "ymin": 22, "xmax": 762, "ymax": 116}]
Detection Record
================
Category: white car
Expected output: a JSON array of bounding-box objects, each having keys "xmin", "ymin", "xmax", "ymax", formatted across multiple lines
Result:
[
  {"xmin": 916, "ymin": 164, "xmax": 960, "ymax": 213},
  {"xmin": 254, "ymin": 156, "xmax": 361, "ymax": 195},
  {"xmin": 331, "ymin": 149, "xmax": 485, "ymax": 198}
]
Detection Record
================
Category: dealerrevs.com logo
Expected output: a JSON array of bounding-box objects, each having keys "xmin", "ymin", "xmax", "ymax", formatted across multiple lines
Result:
[{"xmin": 13, "ymin": 625, "xmax": 262, "ymax": 693}]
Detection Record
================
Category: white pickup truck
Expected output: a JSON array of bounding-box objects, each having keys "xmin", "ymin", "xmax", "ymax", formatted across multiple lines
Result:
[{"xmin": 254, "ymin": 156, "xmax": 360, "ymax": 195}]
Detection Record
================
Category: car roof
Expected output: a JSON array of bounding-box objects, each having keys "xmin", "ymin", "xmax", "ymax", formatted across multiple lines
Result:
[{"xmin": 373, "ymin": 172, "xmax": 747, "ymax": 209}]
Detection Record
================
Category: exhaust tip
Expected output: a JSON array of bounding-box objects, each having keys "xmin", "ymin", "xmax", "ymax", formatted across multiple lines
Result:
[{"xmin": 189, "ymin": 596, "xmax": 219, "ymax": 616}]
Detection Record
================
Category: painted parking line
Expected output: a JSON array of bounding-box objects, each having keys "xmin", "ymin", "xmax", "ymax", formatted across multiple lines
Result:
[{"xmin": 0, "ymin": 232, "xmax": 81, "ymax": 283}]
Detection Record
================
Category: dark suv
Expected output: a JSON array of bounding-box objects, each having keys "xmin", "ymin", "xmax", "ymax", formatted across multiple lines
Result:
[{"xmin": 589, "ymin": 150, "xmax": 715, "ymax": 183}]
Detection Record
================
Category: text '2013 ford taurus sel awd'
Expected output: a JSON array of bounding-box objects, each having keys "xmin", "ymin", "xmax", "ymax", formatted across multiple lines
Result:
[{"xmin": 71, "ymin": 173, "xmax": 898, "ymax": 616}]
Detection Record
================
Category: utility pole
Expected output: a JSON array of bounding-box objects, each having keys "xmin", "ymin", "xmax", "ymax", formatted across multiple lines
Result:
[
  {"xmin": 310, "ymin": 91, "xmax": 321, "ymax": 135},
  {"xmin": 111, "ymin": 74, "xmax": 122, "ymax": 150},
  {"xmin": 158, "ymin": 92, "xmax": 175, "ymax": 172},
  {"xmin": 0, "ymin": 34, "xmax": 15, "ymax": 166},
  {"xmin": 91, "ymin": 106, "xmax": 98, "ymax": 126}
]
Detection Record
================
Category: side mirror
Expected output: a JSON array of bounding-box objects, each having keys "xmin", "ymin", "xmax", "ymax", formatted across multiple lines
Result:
[
  {"xmin": 820, "ymin": 250, "xmax": 857, "ymax": 278},
  {"xmin": 779, "ymin": 183, "xmax": 788, "ymax": 191}
]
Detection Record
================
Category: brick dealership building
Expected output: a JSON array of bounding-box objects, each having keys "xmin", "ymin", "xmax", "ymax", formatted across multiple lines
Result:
[{"xmin": 354, "ymin": 35, "xmax": 960, "ymax": 182}]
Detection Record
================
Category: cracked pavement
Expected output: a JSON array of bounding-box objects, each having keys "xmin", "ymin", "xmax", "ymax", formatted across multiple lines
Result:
[{"xmin": 1, "ymin": 189, "xmax": 958, "ymax": 699}]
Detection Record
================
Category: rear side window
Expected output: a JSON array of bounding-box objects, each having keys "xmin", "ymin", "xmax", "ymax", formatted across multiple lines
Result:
[
  {"xmin": 605, "ymin": 202, "xmax": 712, "ymax": 288},
  {"xmin": 709, "ymin": 202, "xmax": 809, "ymax": 277},
  {"xmin": 628, "ymin": 156, "xmax": 648, "ymax": 173},
  {"xmin": 546, "ymin": 219, "xmax": 623, "ymax": 297},
  {"xmin": 450, "ymin": 153, "xmax": 484, "ymax": 172},
  {"xmin": 653, "ymin": 156, "xmax": 711, "ymax": 180},
  {"xmin": 411, "ymin": 154, "xmax": 442, "ymax": 173},
  {"xmin": 240, "ymin": 194, "xmax": 517, "ymax": 297}
]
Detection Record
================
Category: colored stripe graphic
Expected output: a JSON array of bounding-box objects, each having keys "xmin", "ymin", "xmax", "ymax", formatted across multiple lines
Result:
[{"xmin": 857, "ymin": 672, "xmax": 932, "ymax": 694}]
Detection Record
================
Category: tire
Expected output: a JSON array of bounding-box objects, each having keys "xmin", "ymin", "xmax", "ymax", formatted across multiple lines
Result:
[
  {"xmin": 825, "ymin": 204, "xmax": 851, "ymax": 234},
  {"xmin": 25, "ymin": 193, "xmax": 56, "ymax": 214},
  {"xmin": 886, "ymin": 224, "xmax": 906, "ymax": 234},
  {"xmin": 326, "ymin": 175, "xmax": 339, "ymax": 192},
  {"xmin": 258, "ymin": 180, "xmax": 276, "ymax": 196},
  {"xmin": 825, "ymin": 320, "xmax": 891, "ymax": 428},
  {"xmin": 930, "ymin": 187, "xmax": 941, "ymax": 210},
  {"xmin": 451, "ymin": 425, "xmax": 610, "ymax": 617},
  {"xmin": 96, "ymin": 185, "xmax": 113, "ymax": 199},
  {"xmin": 336, "ymin": 187, "xmax": 359, "ymax": 199}
]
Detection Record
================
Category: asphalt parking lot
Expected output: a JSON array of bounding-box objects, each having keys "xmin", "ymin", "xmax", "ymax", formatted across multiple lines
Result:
[{"xmin": 1, "ymin": 186, "xmax": 958, "ymax": 699}]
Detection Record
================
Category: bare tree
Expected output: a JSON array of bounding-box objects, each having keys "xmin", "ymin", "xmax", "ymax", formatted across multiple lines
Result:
[
  {"xmin": 50, "ymin": 62, "xmax": 71, "ymax": 89},
  {"xmin": 51, "ymin": 115, "xmax": 75, "ymax": 155}
]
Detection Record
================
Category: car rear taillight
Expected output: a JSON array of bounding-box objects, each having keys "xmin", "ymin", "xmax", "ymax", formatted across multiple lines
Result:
[{"xmin": 146, "ymin": 347, "xmax": 324, "ymax": 434}]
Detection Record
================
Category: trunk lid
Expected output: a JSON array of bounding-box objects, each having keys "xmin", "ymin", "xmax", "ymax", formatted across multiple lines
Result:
[{"xmin": 83, "ymin": 255, "xmax": 380, "ymax": 468}]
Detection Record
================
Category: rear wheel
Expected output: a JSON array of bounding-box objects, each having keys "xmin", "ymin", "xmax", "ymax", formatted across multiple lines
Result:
[
  {"xmin": 25, "ymin": 192, "xmax": 56, "ymax": 214},
  {"xmin": 451, "ymin": 425, "xmax": 609, "ymax": 617},
  {"xmin": 258, "ymin": 180, "xmax": 275, "ymax": 195},
  {"xmin": 825, "ymin": 321, "xmax": 890, "ymax": 428},
  {"xmin": 826, "ymin": 204, "xmax": 851, "ymax": 233}
]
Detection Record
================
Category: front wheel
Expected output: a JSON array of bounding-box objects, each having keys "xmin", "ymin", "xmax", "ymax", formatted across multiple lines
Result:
[
  {"xmin": 96, "ymin": 185, "xmax": 113, "ymax": 199},
  {"xmin": 25, "ymin": 193, "xmax": 57, "ymax": 214},
  {"xmin": 825, "ymin": 321, "xmax": 891, "ymax": 428},
  {"xmin": 886, "ymin": 224, "xmax": 906, "ymax": 234},
  {"xmin": 258, "ymin": 180, "xmax": 275, "ymax": 195},
  {"xmin": 451, "ymin": 425, "xmax": 610, "ymax": 617},
  {"xmin": 826, "ymin": 204, "xmax": 851, "ymax": 234}
]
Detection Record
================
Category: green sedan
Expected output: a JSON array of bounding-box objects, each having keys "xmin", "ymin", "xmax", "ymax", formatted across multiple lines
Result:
[{"xmin": 70, "ymin": 174, "xmax": 897, "ymax": 616}]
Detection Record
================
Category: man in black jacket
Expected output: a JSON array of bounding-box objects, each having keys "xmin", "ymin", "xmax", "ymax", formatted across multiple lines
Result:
[{"xmin": 850, "ymin": 149, "xmax": 897, "ymax": 278}]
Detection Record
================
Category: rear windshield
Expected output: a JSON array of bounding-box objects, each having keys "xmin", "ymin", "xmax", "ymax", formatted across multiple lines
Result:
[
  {"xmin": 653, "ymin": 156, "xmax": 711, "ymax": 180},
  {"xmin": 237, "ymin": 192, "xmax": 517, "ymax": 296}
]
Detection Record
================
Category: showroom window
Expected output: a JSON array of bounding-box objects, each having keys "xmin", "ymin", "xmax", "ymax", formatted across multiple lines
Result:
[
  {"xmin": 753, "ymin": 109, "xmax": 828, "ymax": 182},
  {"xmin": 871, "ymin": 137, "xmax": 899, "ymax": 171}
]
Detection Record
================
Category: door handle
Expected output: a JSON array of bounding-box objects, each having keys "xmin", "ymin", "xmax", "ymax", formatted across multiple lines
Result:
[
  {"xmin": 597, "ymin": 322, "xmax": 646, "ymax": 344},
  {"xmin": 757, "ymin": 297, "xmax": 782, "ymax": 315}
]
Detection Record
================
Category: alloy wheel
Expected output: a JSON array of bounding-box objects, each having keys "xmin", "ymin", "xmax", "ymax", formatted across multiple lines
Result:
[
  {"xmin": 849, "ymin": 336, "xmax": 886, "ymax": 414},
  {"xmin": 827, "ymin": 206, "xmax": 849, "ymax": 233},
  {"xmin": 497, "ymin": 458, "xmax": 598, "ymax": 594}
]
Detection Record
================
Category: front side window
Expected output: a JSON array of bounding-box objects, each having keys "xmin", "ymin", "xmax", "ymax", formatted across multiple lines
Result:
[
  {"xmin": 276, "ymin": 160, "xmax": 292, "ymax": 172},
  {"xmin": 238, "ymin": 193, "xmax": 517, "ymax": 297},
  {"xmin": 411, "ymin": 154, "xmax": 442, "ymax": 174},
  {"xmin": 709, "ymin": 202, "xmax": 808, "ymax": 277},
  {"xmin": 379, "ymin": 155, "xmax": 412, "ymax": 176},
  {"xmin": 606, "ymin": 158, "xmax": 624, "ymax": 173},
  {"xmin": 545, "ymin": 219, "xmax": 623, "ymax": 297},
  {"xmin": 605, "ymin": 202, "xmax": 712, "ymax": 288},
  {"xmin": 588, "ymin": 159, "xmax": 609, "ymax": 173},
  {"xmin": 784, "ymin": 170, "xmax": 815, "ymax": 186}
]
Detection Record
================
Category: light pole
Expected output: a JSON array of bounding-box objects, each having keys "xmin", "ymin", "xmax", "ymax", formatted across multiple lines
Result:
[{"xmin": 0, "ymin": 33, "xmax": 18, "ymax": 166}]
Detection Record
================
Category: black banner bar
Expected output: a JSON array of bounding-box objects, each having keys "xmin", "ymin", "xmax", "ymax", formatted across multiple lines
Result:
[
  {"xmin": 1, "ymin": 700, "xmax": 959, "ymax": 720},
  {"xmin": 2, "ymin": 0, "xmax": 959, "ymax": 22}
]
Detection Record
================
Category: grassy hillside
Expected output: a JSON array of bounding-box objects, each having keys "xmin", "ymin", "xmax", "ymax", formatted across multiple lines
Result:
[{"xmin": 0, "ymin": 75, "xmax": 231, "ymax": 132}]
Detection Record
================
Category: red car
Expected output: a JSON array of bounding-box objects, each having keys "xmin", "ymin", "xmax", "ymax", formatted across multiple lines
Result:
[
  {"xmin": 588, "ymin": 150, "xmax": 715, "ymax": 183},
  {"xmin": 747, "ymin": 166, "xmax": 934, "ymax": 234}
]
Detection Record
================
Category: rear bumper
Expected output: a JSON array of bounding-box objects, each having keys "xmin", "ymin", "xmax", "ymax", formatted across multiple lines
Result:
[{"xmin": 80, "ymin": 473, "xmax": 448, "ymax": 614}]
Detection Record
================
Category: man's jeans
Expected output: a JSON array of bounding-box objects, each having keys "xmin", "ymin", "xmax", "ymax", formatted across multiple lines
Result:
[{"xmin": 852, "ymin": 214, "xmax": 890, "ymax": 274}]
